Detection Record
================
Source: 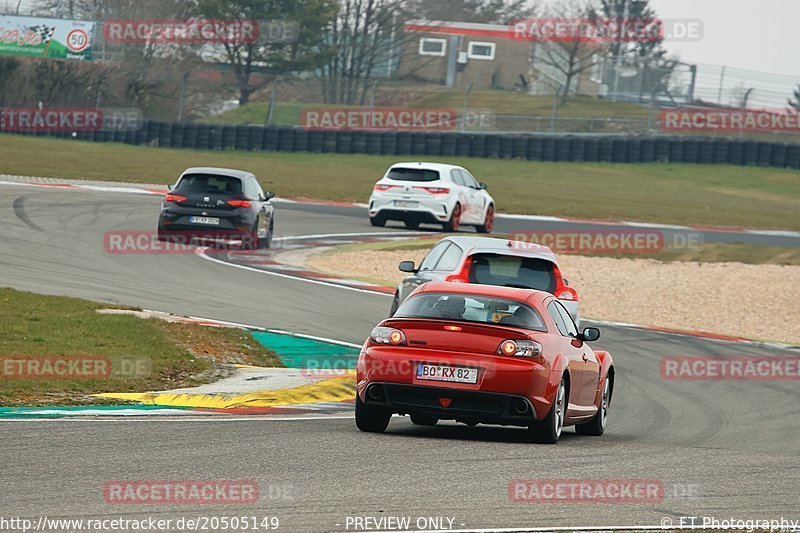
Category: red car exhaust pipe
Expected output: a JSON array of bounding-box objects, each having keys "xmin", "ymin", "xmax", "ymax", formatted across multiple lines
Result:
[
  {"xmin": 512, "ymin": 398, "xmax": 530, "ymax": 414},
  {"xmin": 367, "ymin": 385, "xmax": 385, "ymax": 401}
]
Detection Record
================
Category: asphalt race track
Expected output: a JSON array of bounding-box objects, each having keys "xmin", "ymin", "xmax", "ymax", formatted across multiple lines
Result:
[
  {"xmin": 0, "ymin": 183, "xmax": 798, "ymax": 532},
  {"xmin": 276, "ymin": 202, "xmax": 800, "ymax": 248}
]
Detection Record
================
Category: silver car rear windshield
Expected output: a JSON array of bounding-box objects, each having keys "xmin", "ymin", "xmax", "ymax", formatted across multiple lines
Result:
[
  {"xmin": 468, "ymin": 254, "xmax": 557, "ymax": 293},
  {"xmin": 395, "ymin": 292, "xmax": 547, "ymax": 331},
  {"xmin": 387, "ymin": 168, "xmax": 440, "ymax": 182}
]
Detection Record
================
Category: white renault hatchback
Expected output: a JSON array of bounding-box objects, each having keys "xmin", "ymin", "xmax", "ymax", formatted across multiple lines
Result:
[{"xmin": 368, "ymin": 162, "xmax": 495, "ymax": 232}]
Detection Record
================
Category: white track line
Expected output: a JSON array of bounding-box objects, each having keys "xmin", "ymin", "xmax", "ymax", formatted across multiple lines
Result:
[
  {"xmin": 374, "ymin": 527, "xmax": 723, "ymax": 533},
  {"xmin": 274, "ymin": 231, "xmax": 434, "ymax": 241},
  {"xmin": 0, "ymin": 415, "xmax": 355, "ymax": 423},
  {"xmin": 195, "ymin": 246, "xmax": 393, "ymax": 297},
  {"xmin": 587, "ymin": 318, "xmax": 800, "ymax": 350},
  {"xmin": 140, "ymin": 309, "xmax": 363, "ymax": 349}
]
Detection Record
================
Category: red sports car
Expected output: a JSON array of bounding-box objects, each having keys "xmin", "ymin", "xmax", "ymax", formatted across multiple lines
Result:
[{"xmin": 355, "ymin": 282, "xmax": 614, "ymax": 443}]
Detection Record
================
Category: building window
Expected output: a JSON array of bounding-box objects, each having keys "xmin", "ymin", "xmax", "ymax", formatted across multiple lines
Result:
[
  {"xmin": 467, "ymin": 41, "xmax": 496, "ymax": 60},
  {"xmin": 590, "ymin": 54, "xmax": 604, "ymax": 83},
  {"xmin": 419, "ymin": 38, "xmax": 446, "ymax": 57}
]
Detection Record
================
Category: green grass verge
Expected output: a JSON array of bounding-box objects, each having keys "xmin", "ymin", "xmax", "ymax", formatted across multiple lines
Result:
[
  {"xmin": 0, "ymin": 288, "xmax": 281, "ymax": 406},
  {"xmin": 202, "ymin": 93, "xmax": 649, "ymax": 126},
  {"xmin": 202, "ymin": 102, "xmax": 330, "ymax": 126},
  {"xmin": 1, "ymin": 134, "xmax": 799, "ymax": 230},
  {"xmin": 416, "ymin": 92, "xmax": 648, "ymax": 118}
]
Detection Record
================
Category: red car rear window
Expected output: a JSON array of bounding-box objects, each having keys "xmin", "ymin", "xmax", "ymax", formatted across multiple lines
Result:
[{"xmin": 395, "ymin": 293, "xmax": 546, "ymax": 331}]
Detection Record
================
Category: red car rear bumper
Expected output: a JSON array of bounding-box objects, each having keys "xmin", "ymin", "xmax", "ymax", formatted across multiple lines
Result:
[{"xmin": 357, "ymin": 346, "xmax": 557, "ymax": 424}]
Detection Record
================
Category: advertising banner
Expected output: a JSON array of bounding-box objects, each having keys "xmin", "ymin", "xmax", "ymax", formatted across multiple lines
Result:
[{"xmin": 0, "ymin": 15, "xmax": 94, "ymax": 61}]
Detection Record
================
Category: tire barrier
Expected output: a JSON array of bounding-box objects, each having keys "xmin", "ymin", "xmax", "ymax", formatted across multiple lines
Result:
[{"xmin": 7, "ymin": 121, "xmax": 800, "ymax": 169}]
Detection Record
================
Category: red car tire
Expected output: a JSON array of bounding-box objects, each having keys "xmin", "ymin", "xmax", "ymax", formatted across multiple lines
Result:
[
  {"xmin": 527, "ymin": 377, "xmax": 567, "ymax": 444},
  {"xmin": 355, "ymin": 394, "xmax": 391, "ymax": 433}
]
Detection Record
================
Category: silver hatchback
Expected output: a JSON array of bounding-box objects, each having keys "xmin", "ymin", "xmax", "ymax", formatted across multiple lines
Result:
[{"xmin": 390, "ymin": 236, "xmax": 580, "ymax": 326}]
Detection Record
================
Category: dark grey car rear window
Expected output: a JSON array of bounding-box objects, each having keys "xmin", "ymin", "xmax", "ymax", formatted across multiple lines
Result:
[
  {"xmin": 468, "ymin": 253, "xmax": 557, "ymax": 293},
  {"xmin": 387, "ymin": 168, "xmax": 440, "ymax": 182},
  {"xmin": 175, "ymin": 174, "xmax": 243, "ymax": 194}
]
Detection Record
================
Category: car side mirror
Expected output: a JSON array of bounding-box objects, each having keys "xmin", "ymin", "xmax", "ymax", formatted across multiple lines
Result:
[
  {"xmin": 263, "ymin": 191, "xmax": 275, "ymax": 201},
  {"xmin": 478, "ymin": 182, "xmax": 488, "ymax": 190},
  {"xmin": 399, "ymin": 260, "xmax": 417, "ymax": 273},
  {"xmin": 580, "ymin": 327, "xmax": 600, "ymax": 342},
  {"xmin": 166, "ymin": 183, "xmax": 173, "ymax": 190}
]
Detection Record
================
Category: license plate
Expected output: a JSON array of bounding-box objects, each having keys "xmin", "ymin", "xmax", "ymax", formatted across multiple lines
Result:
[
  {"xmin": 189, "ymin": 216, "xmax": 220, "ymax": 225},
  {"xmin": 394, "ymin": 200, "xmax": 419, "ymax": 208},
  {"xmin": 416, "ymin": 363, "xmax": 478, "ymax": 384}
]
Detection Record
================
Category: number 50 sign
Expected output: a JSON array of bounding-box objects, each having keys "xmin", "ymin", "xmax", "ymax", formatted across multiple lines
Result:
[{"xmin": 66, "ymin": 28, "xmax": 90, "ymax": 52}]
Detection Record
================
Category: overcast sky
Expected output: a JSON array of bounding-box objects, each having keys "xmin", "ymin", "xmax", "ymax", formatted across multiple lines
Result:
[{"xmin": 625, "ymin": 0, "xmax": 797, "ymax": 77}]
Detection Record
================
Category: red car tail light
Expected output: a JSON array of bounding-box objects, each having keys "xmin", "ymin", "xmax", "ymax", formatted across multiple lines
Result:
[
  {"xmin": 444, "ymin": 255, "xmax": 472, "ymax": 283},
  {"xmin": 443, "ymin": 325, "xmax": 462, "ymax": 331},
  {"xmin": 417, "ymin": 186, "xmax": 450, "ymax": 194},
  {"xmin": 370, "ymin": 327, "xmax": 407, "ymax": 346},
  {"xmin": 374, "ymin": 184, "xmax": 398, "ymax": 192},
  {"xmin": 227, "ymin": 199, "xmax": 252, "ymax": 208},
  {"xmin": 164, "ymin": 193, "xmax": 187, "ymax": 203},
  {"xmin": 553, "ymin": 265, "xmax": 579, "ymax": 301},
  {"xmin": 556, "ymin": 287, "xmax": 578, "ymax": 301},
  {"xmin": 499, "ymin": 340, "xmax": 517, "ymax": 355},
  {"xmin": 497, "ymin": 339, "xmax": 542, "ymax": 358}
]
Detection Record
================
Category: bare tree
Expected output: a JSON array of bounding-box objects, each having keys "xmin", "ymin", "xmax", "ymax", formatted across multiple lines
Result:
[
  {"xmin": 33, "ymin": 0, "xmax": 79, "ymax": 17},
  {"xmin": 321, "ymin": 0, "xmax": 410, "ymax": 105},
  {"xmin": 197, "ymin": 0, "xmax": 337, "ymax": 105},
  {"xmin": 588, "ymin": 0, "xmax": 665, "ymax": 65},
  {"xmin": 30, "ymin": 59, "xmax": 94, "ymax": 106},
  {"xmin": 788, "ymin": 85, "xmax": 800, "ymax": 113},
  {"xmin": 532, "ymin": 0, "xmax": 604, "ymax": 104},
  {"xmin": 407, "ymin": 0, "xmax": 537, "ymax": 24},
  {"xmin": 33, "ymin": 0, "xmax": 115, "ymax": 18},
  {"xmin": 0, "ymin": 57, "xmax": 21, "ymax": 105}
]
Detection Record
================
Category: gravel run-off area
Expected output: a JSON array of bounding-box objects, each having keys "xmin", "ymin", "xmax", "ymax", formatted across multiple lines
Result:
[{"xmin": 306, "ymin": 249, "xmax": 800, "ymax": 346}]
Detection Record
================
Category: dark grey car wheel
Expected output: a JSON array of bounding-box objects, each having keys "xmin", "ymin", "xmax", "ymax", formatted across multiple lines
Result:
[{"xmin": 260, "ymin": 220, "xmax": 274, "ymax": 249}]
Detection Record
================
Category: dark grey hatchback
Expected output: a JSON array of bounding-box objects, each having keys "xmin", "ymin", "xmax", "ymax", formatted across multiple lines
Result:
[{"xmin": 157, "ymin": 167, "xmax": 275, "ymax": 249}]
